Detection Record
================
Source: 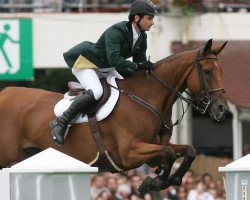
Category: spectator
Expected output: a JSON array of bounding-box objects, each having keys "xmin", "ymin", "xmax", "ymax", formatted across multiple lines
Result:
[
  {"xmin": 107, "ymin": 175, "xmax": 119, "ymax": 199},
  {"xmin": 144, "ymin": 192, "xmax": 154, "ymax": 200},
  {"xmin": 114, "ymin": 183, "xmax": 132, "ymax": 200},
  {"xmin": 183, "ymin": 177, "xmax": 196, "ymax": 193},
  {"xmin": 160, "ymin": 186, "xmax": 178, "ymax": 200},
  {"xmin": 208, "ymin": 188, "xmax": 218, "ymax": 199},
  {"xmin": 215, "ymin": 179, "xmax": 226, "ymax": 199},
  {"xmin": 182, "ymin": 169, "xmax": 195, "ymax": 183},
  {"xmin": 95, "ymin": 190, "xmax": 111, "ymax": 200},
  {"xmin": 187, "ymin": 181, "xmax": 214, "ymax": 200},
  {"xmin": 130, "ymin": 174, "xmax": 142, "ymax": 198},
  {"xmin": 201, "ymin": 173, "xmax": 213, "ymax": 190},
  {"xmin": 127, "ymin": 169, "xmax": 137, "ymax": 178},
  {"xmin": 177, "ymin": 186, "xmax": 188, "ymax": 200},
  {"xmin": 91, "ymin": 174, "xmax": 110, "ymax": 200},
  {"xmin": 117, "ymin": 173, "xmax": 129, "ymax": 185},
  {"xmin": 90, "ymin": 169, "xmax": 226, "ymax": 200}
]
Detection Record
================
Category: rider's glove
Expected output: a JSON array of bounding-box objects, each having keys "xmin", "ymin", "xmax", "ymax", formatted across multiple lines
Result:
[{"xmin": 136, "ymin": 61, "xmax": 154, "ymax": 71}]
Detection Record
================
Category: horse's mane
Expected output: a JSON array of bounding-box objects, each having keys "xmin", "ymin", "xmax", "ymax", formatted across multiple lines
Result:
[
  {"xmin": 154, "ymin": 42, "xmax": 208, "ymax": 68},
  {"xmin": 154, "ymin": 49, "xmax": 195, "ymax": 68}
]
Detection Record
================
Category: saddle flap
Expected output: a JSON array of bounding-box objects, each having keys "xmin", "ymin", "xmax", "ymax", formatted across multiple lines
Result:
[
  {"xmin": 87, "ymin": 79, "xmax": 111, "ymax": 115},
  {"xmin": 54, "ymin": 75, "xmax": 120, "ymax": 123}
]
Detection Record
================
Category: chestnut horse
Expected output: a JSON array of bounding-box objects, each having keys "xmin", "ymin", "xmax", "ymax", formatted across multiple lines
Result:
[{"xmin": 0, "ymin": 39, "xmax": 229, "ymax": 194}]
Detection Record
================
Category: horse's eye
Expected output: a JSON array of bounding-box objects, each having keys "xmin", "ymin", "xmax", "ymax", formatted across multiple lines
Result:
[{"xmin": 204, "ymin": 69, "xmax": 211, "ymax": 76}]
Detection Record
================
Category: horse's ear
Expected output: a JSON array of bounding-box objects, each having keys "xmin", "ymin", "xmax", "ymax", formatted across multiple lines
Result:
[
  {"xmin": 212, "ymin": 41, "xmax": 228, "ymax": 56},
  {"xmin": 202, "ymin": 39, "xmax": 213, "ymax": 56}
]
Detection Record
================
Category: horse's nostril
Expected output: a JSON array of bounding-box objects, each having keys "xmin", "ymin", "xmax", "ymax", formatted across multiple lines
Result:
[{"xmin": 218, "ymin": 105, "xmax": 224, "ymax": 112}]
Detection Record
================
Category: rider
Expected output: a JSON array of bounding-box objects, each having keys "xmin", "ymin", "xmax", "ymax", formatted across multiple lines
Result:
[{"xmin": 50, "ymin": 0, "xmax": 157, "ymax": 145}]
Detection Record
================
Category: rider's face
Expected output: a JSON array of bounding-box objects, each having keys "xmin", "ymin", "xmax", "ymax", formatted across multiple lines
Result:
[{"xmin": 135, "ymin": 14, "xmax": 154, "ymax": 32}]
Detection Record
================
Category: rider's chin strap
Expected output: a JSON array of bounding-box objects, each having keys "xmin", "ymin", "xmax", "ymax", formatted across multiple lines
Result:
[{"xmin": 136, "ymin": 16, "xmax": 144, "ymax": 33}]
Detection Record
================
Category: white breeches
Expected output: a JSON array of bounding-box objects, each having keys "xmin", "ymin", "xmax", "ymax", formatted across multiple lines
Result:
[
  {"xmin": 72, "ymin": 68, "xmax": 103, "ymax": 100},
  {"xmin": 72, "ymin": 68, "xmax": 123, "ymax": 100}
]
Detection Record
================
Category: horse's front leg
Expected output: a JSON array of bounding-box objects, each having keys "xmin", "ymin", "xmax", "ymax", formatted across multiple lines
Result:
[
  {"xmin": 161, "ymin": 143, "xmax": 196, "ymax": 189},
  {"xmin": 133, "ymin": 144, "xmax": 176, "ymax": 196}
]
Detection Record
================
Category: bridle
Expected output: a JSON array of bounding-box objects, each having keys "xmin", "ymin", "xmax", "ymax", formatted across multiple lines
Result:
[
  {"xmin": 110, "ymin": 50, "xmax": 225, "ymax": 129},
  {"xmin": 149, "ymin": 49, "xmax": 225, "ymax": 127},
  {"xmin": 180, "ymin": 50, "xmax": 225, "ymax": 114},
  {"xmin": 188, "ymin": 50, "xmax": 225, "ymax": 114}
]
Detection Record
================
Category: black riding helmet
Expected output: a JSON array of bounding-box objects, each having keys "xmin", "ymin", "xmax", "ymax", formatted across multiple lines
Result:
[
  {"xmin": 129, "ymin": 0, "xmax": 157, "ymax": 32},
  {"xmin": 129, "ymin": 0, "xmax": 157, "ymax": 16}
]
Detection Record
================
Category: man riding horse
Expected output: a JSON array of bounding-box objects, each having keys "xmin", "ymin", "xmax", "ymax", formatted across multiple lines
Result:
[{"xmin": 50, "ymin": 0, "xmax": 157, "ymax": 145}]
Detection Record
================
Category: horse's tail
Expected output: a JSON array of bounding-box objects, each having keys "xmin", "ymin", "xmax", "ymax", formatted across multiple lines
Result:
[
  {"xmin": 0, "ymin": 88, "xmax": 6, "ymax": 97},
  {"xmin": 0, "ymin": 88, "xmax": 6, "ymax": 93}
]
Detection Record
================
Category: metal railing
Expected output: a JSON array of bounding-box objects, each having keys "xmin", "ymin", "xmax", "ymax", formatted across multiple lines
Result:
[
  {"xmin": 0, "ymin": 0, "xmax": 250, "ymax": 13},
  {"xmin": 0, "ymin": 0, "xmax": 133, "ymax": 12}
]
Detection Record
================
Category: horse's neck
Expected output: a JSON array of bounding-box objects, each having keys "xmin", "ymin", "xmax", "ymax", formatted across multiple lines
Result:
[
  {"xmin": 132, "ymin": 52, "xmax": 195, "ymax": 106},
  {"xmin": 118, "ymin": 50, "xmax": 196, "ymax": 116},
  {"xmin": 160, "ymin": 52, "xmax": 195, "ymax": 90},
  {"xmin": 155, "ymin": 51, "xmax": 196, "ymax": 114}
]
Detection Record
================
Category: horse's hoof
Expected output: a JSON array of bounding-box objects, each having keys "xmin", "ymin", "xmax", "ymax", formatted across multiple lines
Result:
[
  {"xmin": 168, "ymin": 175, "xmax": 182, "ymax": 186},
  {"xmin": 138, "ymin": 176, "xmax": 155, "ymax": 197},
  {"xmin": 171, "ymin": 177, "xmax": 182, "ymax": 186}
]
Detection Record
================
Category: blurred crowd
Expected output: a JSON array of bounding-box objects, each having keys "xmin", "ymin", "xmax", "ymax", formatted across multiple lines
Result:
[{"xmin": 90, "ymin": 167, "xmax": 226, "ymax": 200}]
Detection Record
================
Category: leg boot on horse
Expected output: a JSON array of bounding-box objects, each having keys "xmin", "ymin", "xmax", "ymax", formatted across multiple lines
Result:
[
  {"xmin": 138, "ymin": 146, "xmax": 177, "ymax": 196},
  {"xmin": 50, "ymin": 89, "xmax": 96, "ymax": 145}
]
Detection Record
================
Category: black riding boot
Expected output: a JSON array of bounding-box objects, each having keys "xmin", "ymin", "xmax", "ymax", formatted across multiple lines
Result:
[{"xmin": 50, "ymin": 89, "xmax": 96, "ymax": 145}]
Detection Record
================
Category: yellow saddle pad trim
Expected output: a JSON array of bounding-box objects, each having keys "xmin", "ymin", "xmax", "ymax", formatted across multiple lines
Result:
[{"xmin": 73, "ymin": 55, "xmax": 98, "ymax": 69}]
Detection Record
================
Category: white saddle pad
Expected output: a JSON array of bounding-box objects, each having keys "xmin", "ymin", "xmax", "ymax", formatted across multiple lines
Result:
[{"xmin": 54, "ymin": 75, "xmax": 121, "ymax": 123}]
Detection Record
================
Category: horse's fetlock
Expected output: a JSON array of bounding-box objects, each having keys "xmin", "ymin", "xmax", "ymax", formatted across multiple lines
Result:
[{"xmin": 186, "ymin": 146, "xmax": 196, "ymax": 160}]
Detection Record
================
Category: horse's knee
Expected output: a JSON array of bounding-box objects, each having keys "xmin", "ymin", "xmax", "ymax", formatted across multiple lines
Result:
[
  {"xmin": 163, "ymin": 146, "xmax": 176, "ymax": 163},
  {"xmin": 186, "ymin": 145, "xmax": 196, "ymax": 161}
]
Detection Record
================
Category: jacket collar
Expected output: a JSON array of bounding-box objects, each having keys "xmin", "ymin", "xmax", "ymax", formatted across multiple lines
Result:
[
  {"xmin": 126, "ymin": 22, "xmax": 133, "ymax": 49},
  {"xmin": 126, "ymin": 22, "xmax": 146, "ymax": 53}
]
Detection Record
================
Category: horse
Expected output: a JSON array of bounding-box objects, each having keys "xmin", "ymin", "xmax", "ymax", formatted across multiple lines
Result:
[{"xmin": 0, "ymin": 39, "xmax": 229, "ymax": 194}]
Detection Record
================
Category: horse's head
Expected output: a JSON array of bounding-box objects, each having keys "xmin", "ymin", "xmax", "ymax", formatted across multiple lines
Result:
[{"xmin": 187, "ymin": 39, "xmax": 229, "ymax": 121}]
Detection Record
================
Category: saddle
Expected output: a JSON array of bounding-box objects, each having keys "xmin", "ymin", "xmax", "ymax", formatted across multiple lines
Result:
[
  {"xmin": 67, "ymin": 78, "xmax": 123, "ymax": 173},
  {"xmin": 67, "ymin": 78, "xmax": 110, "ymax": 115}
]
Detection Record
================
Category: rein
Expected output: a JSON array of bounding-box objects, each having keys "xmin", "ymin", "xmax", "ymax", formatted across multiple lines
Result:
[
  {"xmin": 109, "ymin": 84, "xmax": 171, "ymax": 129},
  {"xmin": 110, "ymin": 50, "xmax": 225, "ymax": 130}
]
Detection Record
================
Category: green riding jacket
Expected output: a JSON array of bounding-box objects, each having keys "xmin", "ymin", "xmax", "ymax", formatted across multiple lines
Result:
[{"xmin": 63, "ymin": 21, "xmax": 147, "ymax": 77}]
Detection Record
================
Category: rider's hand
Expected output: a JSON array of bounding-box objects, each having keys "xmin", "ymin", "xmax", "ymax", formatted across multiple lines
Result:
[{"xmin": 137, "ymin": 61, "xmax": 154, "ymax": 71}]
